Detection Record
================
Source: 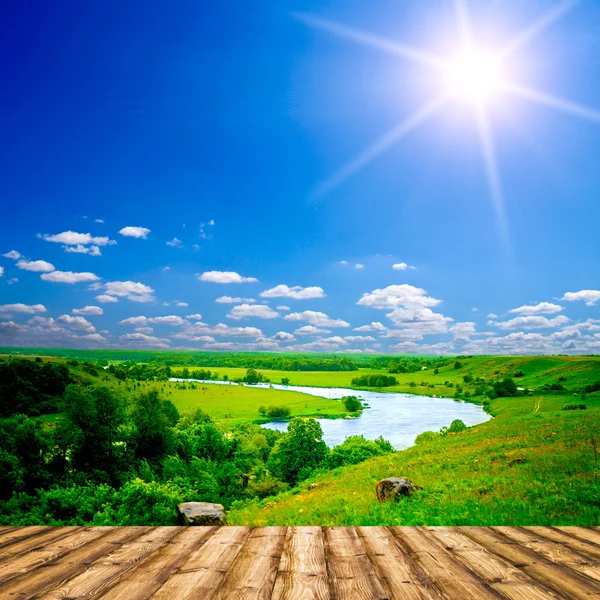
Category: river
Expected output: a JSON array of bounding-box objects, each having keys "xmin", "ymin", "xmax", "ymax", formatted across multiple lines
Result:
[{"xmin": 169, "ymin": 378, "xmax": 491, "ymax": 450}]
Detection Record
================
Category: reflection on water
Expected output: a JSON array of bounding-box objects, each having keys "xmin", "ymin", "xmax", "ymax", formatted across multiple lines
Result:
[{"xmin": 169, "ymin": 379, "xmax": 491, "ymax": 450}]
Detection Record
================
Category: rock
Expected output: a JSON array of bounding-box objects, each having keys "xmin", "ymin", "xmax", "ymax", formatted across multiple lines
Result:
[
  {"xmin": 508, "ymin": 458, "xmax": 525, "ymax": 467},
  {"xmin": 307, "ymin": 483, "xmax": 319, "ymax": 490},
  {"xmin": 376, "ymin": 477, "xmax": 422, "ymax": 503},
  {"xmin": 177, "ymin": 502, "xmax": 226, "ymax": 526}
]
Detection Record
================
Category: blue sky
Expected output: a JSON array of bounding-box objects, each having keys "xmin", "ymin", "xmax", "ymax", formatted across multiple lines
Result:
[{"xmin": 0, "ymin": 0, "xmax": 599, "ymax": 354}]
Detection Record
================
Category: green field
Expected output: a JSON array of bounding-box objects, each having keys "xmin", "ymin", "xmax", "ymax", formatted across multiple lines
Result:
[
  {"xmin": 124, "ymin": 380, "xmax": 347, "ymax": 427},
  {"xmin": 227, "ymin": 389, "xmax": 600, "ymax": 525}
]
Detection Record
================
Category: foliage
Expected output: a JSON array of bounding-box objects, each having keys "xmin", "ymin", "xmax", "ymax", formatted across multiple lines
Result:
[
  {"xmin": 351, "ymin": 374, "xmax": 397, "ymax": 387},
  {"xmin": 439, "ymin": 419, "xmax": 467, "ymax": 436},
  {"xmin": 258, "ymin": 406, "xmax": 291, "ymax": 419},
  {"xmin": 342, "ymin": 396, "xmax": 363, "ymax": 412},
  {"xmin": 563, "ymin": 403, "xmax": 587, "ymax": 411},
  {"xmin": 493, "ymin": 377, "xmax": 518, "ymax": 397},
  {"xmin": 323, "ymin": 436, "xmax": 394, "ymax": 470},
  {"xmin": 267, "ymin": 418, "xmax": 329, "ymax": 485}
]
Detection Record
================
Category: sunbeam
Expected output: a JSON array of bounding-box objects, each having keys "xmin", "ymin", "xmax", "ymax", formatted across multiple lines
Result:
[
  {"xmin": 293, "ymin": 12, "xmax": 446, "ymax": 70},
  {"xmin": 313, "ymin": 93, "xmax": 451, "ymax": 198},
  {"xmin": 503, "ymin": 82, "xmax": 600, "ymax": 123},
  {"xmin": 475, "ymin": 103, "xmax": 511, "ymax": 253},
  {"xmin": 499, "ymin": 0, "xmax": 579, "ymax": 59}
]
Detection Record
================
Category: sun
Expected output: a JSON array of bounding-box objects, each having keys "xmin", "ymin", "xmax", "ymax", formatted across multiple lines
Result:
[{"xmin": 444, "ymin": 48, "xmax": 504, "ymax": 103}]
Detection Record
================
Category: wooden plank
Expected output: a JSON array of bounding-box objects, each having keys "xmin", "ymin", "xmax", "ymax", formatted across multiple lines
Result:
[
  {"xmin": 96, "ymin": 527, "xmax": 218, "ymax": 600},
  {"xmin": 357, "ymin": 526, "xmax": 442, "ymax": 600},
  {"xmin": 0, "ymin": 526, "xmax": 113, "ymax": 584},
  {"xmin": 0, "ymin": 526, "xmax": 53, "ymax": 551},
  {"xmin": 35, "ymin": 527, "xmax": 180, "ymax": 599},
  {"xmin": 0, "ymin": 526, "xmax": 83, "ymax": 561},
  {"xmin": 149, "ymin": 526, "xmax": 253, "ymax": 600},
  {"xmin": 493, "ymin": 526, "xmax": 600, "ymax": 585},
  {"xmin": 271, "ymin": 526, "xmax": 330, "ymax": 600},
  {"xmin": 324, "ymin": 526, "xmax": 387, "ymax": 600},
  {"xmin": 210, "ymin": 526, "xmax": 287, "ymax": 600},
  {"xmin": 523, "ymin": 527, "xmax": 600, "ymax": 562},
  {"xmin": 555, "ymin": 527, "xmax": 600, "ymax": 547},
  {"xmin": 391, "ymin": 527, "xmax": 501, "ymax": 600},
  {"xmin": 0, "ymin": 527, "xmax": 153, "ymax": 600},
  {"xmin": 427, "ymin": 527, "xmax": 560, "ymax": 600},
  {"xmin": 461, "ymin": 527, "xmax": 600, "ymax": 600}
]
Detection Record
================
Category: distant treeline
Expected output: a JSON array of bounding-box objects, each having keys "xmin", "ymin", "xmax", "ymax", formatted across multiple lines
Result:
[{"xmin": 351, "ymin": 374, "xmax": 398, "ymax": 387}]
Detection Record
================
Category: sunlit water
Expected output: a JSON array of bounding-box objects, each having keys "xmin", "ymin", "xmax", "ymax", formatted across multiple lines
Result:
[{"xmin": 169, "ymin": 378, "xmax": 491, "ymax": 450}]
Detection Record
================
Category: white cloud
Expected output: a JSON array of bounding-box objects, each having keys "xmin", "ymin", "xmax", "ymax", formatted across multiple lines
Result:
[
  {"xmin": 80, "ymin": 333, "xmax": 107, "ymax": 344},
  {"xmin": 40, "ymin": 231, "xmax": 116, "ymax": 247},
  {"xmin": 186, "ymin": 314, "xmax": 203, "ymax": 321},
  {"xmin": 95, "ymin": 219, "xmax": 104, "ymax": 223},
  {"xmin": 7, "ymin": 278, "xmax": 18, "ymax": 285},
  {"xmin": 135, "ymin": 327, "xmax": 154, "ymax": 334},
  {"xmin": 16, "ymin": 259, "xmax": 55, "ymax": 272},
  {"xmin": 277, "ymin": 305, "xmax": 290, "ymax": 311},
  {"xmin": 491, "ymin": 315, "xmax": 571, "ymax": 330},
  {"xmin": 120, "ymin": 316, "xmax": 149, "ymax": 326},
  {"xmin": 94, "ymin": 281, "xmax": 155, "ymax": 303},
  {"xmin": 177, "ymin": 322, "xmax": 263, "ymax": 338},
  {"xmin": 449, "ymin": 321, "xmax": 477, "ymax": 340},
  {"xmin": 63, "ymin": 244, "xmax": 102, "ymax": 256},
  {"xmin": 166, "ymin": 238, "xmax": 182, "ymax": 247},
  {"xmin": 119, "ymin": 226, "xmax": 150, "ymax": 239},
  {"xmin": 355, "ymin": 263, "xmax": 364, "ymax": 270},
  {"xmin": 3, "ymin": 250, "xmax": 21, "ymax": 260},
  {"xmin": 357, "ymin": 284, "xmax": 441, "ymax": 309},
  {"xmin": 509, "ymin": 302, "xmax": 563, "ymax": 315},
  {"xmin": 0, "ymin": 267, "xmax": 3, "ymax": 277},
  {"xmin": 41, "ymin": 271, "xmax": 100, "ymax": 284},
  {"xmin": 487, "ymin": 313, "xmax": 498, "ymax": 319},
  {"xmin": 96, "ymin": 294, "xmax": 119, "ymax": 303},
  {"xmin": 272, "ymin": 331, "xmax": 295, "ymax": 341},
  {"xmin": 57, "ymin": 314, "xmax": 95, "ymax": 333},
  {"xmin": 392, "ymin": 262, "xmax": 416, "ymax": 271},
  {"xmin": 353, "ymin": 322, "xmax": 387, "ymax": 332},
  {"xmin": 120, "ymin": 333, "xmax": 171, "ymax": 348},
  {"xmin": 260, "ymin": 285, "xmax": 325, "ymax": 300},
  {"xmin": 320, "ymin": 336, "xmax": 348, "ymax": 345},
  {"xmin": 284, "ymin": 310, "xmax": 350, "ymax": 328},
  {"xmin": 199, "ymin": 271, "xmax": 258, "ymax": 284},
  {"xmin": 176, "ymin": 302, "xmax": 188, "ymax": 307},
  {"xmin": 227, "ymin": 304, "xmax": 280, "ymax": 320},
  {"xmin": 472, "ymin": 308, "xmax": 478, "ymax": 312},
  {"xmin": 150, "ymin": 316, "xmax": 186, "ymax": 326},
  {"xmin": 294, "ymin": 325, "xmax": 332, "ymax": 335},
  {"xmin": 72, "ymin": 306, "xmax": 103, "ymax": 316},
  {"xmin": 344, "ymin": 335, "xmax": 375, "ymax": 342},
  {"xmin": 216, "ymin": 296, "xmax": 256, "ymax": 304},
  {"xmin": 385, "ymin": 307, "xmax": 453, "ymax": 333},
  {"xmin": 561, "ymin": 290, "xmax": 600, "ymax": 307},
  {"xmin": 0, "ymin": 303, "xmax": 47, "ymax": 314},
  {"xmin": 338, "ymin": 260, "xmax": 348, "ymax": 266},
  {"xmin": 163, "ymin": 266, "xmax": 170, "ymax": 272}
]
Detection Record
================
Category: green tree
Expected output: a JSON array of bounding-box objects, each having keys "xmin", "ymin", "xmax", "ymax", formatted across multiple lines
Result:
[
  {"xmin": 130, "ymin": 390, "xmax": 175, "ymax": 463},
  {"xmin": 267, "ymin": 418, "xmax": 328, "ymax": 485},
  {"xmin": 342, "ymin": 396, "xmax": 362, "ymax": 412}
]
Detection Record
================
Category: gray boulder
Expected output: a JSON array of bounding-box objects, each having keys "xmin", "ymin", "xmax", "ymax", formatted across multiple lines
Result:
[
  {"xmin": 177, "ymin": 502, "xmax": 226, "ymax": 525},
  {"xmin": 376, "ymin": 477, "xmax": 422, "ymax": 503}
]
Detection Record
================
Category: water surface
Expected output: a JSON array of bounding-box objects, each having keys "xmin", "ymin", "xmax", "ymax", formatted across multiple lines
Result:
[{"xmin": 170, "ymin": 378, "xmax": 491, "ymax": 449}]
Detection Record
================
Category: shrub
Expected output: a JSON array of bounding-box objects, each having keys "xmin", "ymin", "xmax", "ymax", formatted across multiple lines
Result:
[
  {"xmin": 493, "ymin": 377, "xmax": 517, "ymax": 397},
  {"xmin": 454, "ymin": 361, "xmax": 462, "ymax": 369},
  {"xmin": 440, "ymin": 419, "xmax": 467, "ymax": 437},
  {"xmin": 562, "ymin": 403, "xmax": 586, "ymax": 411},
  {"xmin": 463, "ymin": 375, "xmax": 473, "ymax": 383},
  {"xmin": 415, "ymin": 431, "xmax": 439, "ymax": 444},
  {"xmin": 341, "ymin": 396, "xmax": 362, "ymax": 412},
  {"xmin": 514, "ymin": 370, "xmax": 525, "ymax": 377},
  {"xmin": 265, "ymin": 406, "xmax": 291, "ymax": 419},
  {"xmin": 323, "ymin": 436, "xmax": 394, "ymax": 470}
]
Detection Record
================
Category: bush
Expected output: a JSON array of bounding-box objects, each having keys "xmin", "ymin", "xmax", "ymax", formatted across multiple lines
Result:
[
  {"xmin": 514, "ymin": 370, "xmax": 525, "ymax": 377},
  {"xmin": 440, "ymin": 419, "xmax": 467, "ymax": 437},
  {"xmin": 265, "ymin": 406, "xmax": 291, "ymax": 419},
  {"xmin": 342, "ymin": 396, "xmax": 362, "ymax": 412},
  {"xmin": 562, "ymin": 403, "xmax": 586, "ymax": 411},
  {"xmin": 415, "ymin": 431, "xmax": 439, "ymax": 444},
  {"xmin": 493, "ymin": 377, "xmax": 517, "ymax": 397},
  {"xmin": 454, "ymin": 361, "xmax": 462, "ymax": 369},
  {"xmin": 463, "ymin": 375, "xmax": 473, "ymax": 383},
  {"xmin": 323, "ymin": 436, "xmax": 393, "ymax": 470},
  {"xmin": 351, "ymin": 374, "xmax": 397, "ymax": 387}
]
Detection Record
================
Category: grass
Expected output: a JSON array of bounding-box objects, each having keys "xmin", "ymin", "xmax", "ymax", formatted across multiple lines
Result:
[
  {"xmin": 111, "ymin": 379, "xmax": 348, "ymax": 427},
  {"xmin": 227, "ymin": 388, "xmax": 600, "ymax": 525}
]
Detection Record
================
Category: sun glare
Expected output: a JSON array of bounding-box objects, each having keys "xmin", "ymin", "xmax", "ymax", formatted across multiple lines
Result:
[{"xmin": 445, "ymin": 49, "xmax": 504, "ymax": 102}]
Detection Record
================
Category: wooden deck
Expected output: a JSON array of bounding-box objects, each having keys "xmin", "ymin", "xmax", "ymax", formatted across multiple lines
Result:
[{"xmin": 1, "ymin": 527, "xmax": 600, "ymax": 599}]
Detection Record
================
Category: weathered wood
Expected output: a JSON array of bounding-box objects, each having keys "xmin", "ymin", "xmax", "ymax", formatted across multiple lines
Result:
[
  {"xmin": 427, "ymin": 527, "xmax": 560, "ymax": 600},
  {"xmin": 391, "ymin": 527, "xmax": 501, "ymax": 600},
  {"xmin": 271, "ymin": 526, "xmax": 330, "ymax": 600},
  {"xmin": 0, "ymin": 526, "xmax": 83, "ymax": 561},
  {"xmin": 149, "ymin": 526, "xmax": 253, "ymax": 600},
  {"xmin": 211, "ymin": 526, "xmax": 287, "ymax": 600},
  {"xmin": 0, "ymin": 527, "xmax": 151, "ymax": 600},
  {"xmin": 97, "ymin": 527, "xmax": 219, "ymax": 600},
  {"xmin": 357, "ymin": 526, "xmax": 442, "ymax": 600},
  {"xmin": 0, "ymin": 526, "xmax": 113, "ymax": 584},
  {"xmin": 492, "ymin": 526, "xmax": 600, "ymax": 585},
  {"xmin": 35, "ymin": 527, "xmax": 180, "ymax": 600},
  {"xmin": 2, "ymin": 526, "xmax": 600, "ymax": 600},
  {"xmin": 461, "ymin": 526, "xmax": 600, "ymax": 600},
  {"xmin": 324, "ymin": 527, "xmax": 388, "ymax": 600}
]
